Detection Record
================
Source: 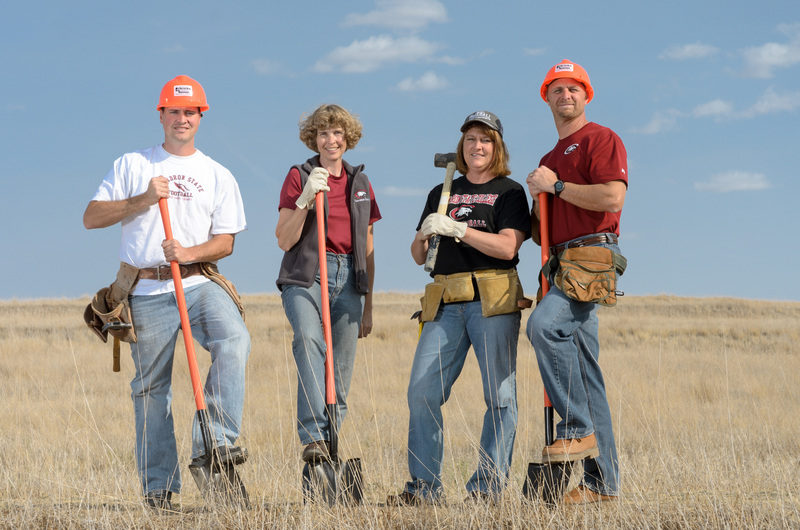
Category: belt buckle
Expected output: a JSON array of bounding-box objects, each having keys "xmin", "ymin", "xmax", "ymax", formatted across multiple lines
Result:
[{"xmin": 156, "ymin": 265, "xmax": 170, "ymax": 281}]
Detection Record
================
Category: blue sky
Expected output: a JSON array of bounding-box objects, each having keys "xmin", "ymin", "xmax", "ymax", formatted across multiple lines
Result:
[{"xmin": 2, "ymin": 0, "xmax": 799, "ymax": 301}]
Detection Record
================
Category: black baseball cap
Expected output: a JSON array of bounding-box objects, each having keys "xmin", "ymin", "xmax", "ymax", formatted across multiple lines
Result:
[{"xmin": 460, "ymin": 110, "xmax": 503, "ymax": 138}]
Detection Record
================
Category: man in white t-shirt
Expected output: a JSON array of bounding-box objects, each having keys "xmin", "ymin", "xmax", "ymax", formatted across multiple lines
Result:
[{"xmin": 83, "ymin": 75, "xmax": 250, "ymax": 510}]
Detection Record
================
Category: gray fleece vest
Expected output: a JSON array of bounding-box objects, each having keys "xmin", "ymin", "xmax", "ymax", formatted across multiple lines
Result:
[{"xmin": 276, "ymin": 155, "xmax": 371, "ymax": 293}]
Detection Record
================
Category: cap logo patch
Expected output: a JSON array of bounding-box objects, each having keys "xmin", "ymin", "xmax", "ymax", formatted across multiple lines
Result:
[
  {"xmin": 174, "ymin": 85, "xmax": 193, "ymax": 97},
  {"xmin": 555, "ymin": 64, "xmax": 574, "ymax": 73},
  {"xmin": 468, "ymin": 111, "xmax": 492, "ymax": 121}
]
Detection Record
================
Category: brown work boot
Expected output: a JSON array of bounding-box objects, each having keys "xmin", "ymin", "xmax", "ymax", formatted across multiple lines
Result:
[
  {"xmin": 302, "ymin": 440, "xmax": 330, "ymax": 463},
  {"xmin": 563, "ymin": 485, "xmax": 617, "ymax": 505},
  {"xmin": 541, "ymin": 433, "xmax": 599, "ymax": 463}
]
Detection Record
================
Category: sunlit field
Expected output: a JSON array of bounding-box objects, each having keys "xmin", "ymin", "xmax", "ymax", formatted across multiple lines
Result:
[{"xmin": 1, "ymin": 293, "xmax": 799, "ymax": 528}]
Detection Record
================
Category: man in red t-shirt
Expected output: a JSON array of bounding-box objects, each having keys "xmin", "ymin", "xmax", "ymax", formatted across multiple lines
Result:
[{"xmin": 525, "ymin": 60, "xmax": 628, "ymax": 505}]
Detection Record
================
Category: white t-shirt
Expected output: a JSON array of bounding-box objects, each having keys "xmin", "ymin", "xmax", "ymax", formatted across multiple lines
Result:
[{"xmin": 92, "ymin": 145, "xmax": 247, "ymax": 296}]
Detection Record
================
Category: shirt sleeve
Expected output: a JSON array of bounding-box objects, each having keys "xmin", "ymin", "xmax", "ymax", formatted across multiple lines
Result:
[
  {"xmin": 368, "ymin": 182, "xmax": 382, "ymax": 224},
  {"xmin": 494, "ymin": 184, "xmax": 532, "ymax": 238},
  {"xmin": 278, "ymin": 167, "xmax": 303, "ymax": 211}
]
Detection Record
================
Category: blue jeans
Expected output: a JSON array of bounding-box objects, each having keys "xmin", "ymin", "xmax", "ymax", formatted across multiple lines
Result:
[
  {"xmin": 281, "ymin": 253, "xmax": 364, "ymax": 445},
  {"xmin": 404, "ymin": 301, "xmax": 520, "ymax": 500},
  {"xmin": 129, "ymin": 281, "xmax": 250, "ymax": 496},
  {"xmin": 526, "ymin": 239, "xmax": 621, "ymax": 496}
]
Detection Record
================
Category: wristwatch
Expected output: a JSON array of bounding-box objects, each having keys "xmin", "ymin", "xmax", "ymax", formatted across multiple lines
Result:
[{"xmin": 553, "ymin": 179, "xmax": 565, "ymax": 197}]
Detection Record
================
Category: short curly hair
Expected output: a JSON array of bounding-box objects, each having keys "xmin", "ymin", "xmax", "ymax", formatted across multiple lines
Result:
[
  {"xmin": 299, "ymin": 104, "xmax": 363, "ymax": 153},
  {"xmin": 456, "ymin": 122, "xmax": 511, "ymax": 177}
]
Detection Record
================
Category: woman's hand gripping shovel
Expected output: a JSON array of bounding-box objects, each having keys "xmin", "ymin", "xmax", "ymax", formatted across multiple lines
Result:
[
  {"xmin": 301, "ymin": 192, "xmax": 364, "ymax": 506},
  {"xmin": 158, "ymin": 198, "xmax": 249, "ymax": 508},
  {"xmin": 521, "ymin": 193, "xmax": 573, "ymax": 505}
]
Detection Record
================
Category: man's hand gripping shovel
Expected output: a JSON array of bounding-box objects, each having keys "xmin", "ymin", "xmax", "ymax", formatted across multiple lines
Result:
[
  {"xmin": 158, "ymin": 198, "xmax": 249, "ymax": 508},
  {"xmin": 521, "ymin": 193, "xmax": 573, "ymax": 505},
  {"xmin": 301, "ymin": 192, "xmax": 364, "ymax": 506}
]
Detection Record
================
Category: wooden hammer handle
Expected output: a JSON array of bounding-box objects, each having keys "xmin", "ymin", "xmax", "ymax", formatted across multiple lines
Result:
[{"xmin": 424, "ymin": 161, "xmax": 456, "ymax": 272}]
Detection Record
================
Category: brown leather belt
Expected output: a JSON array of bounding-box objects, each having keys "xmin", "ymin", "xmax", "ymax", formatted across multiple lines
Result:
[
  {"xmin": 138, "ymin": 263, "xmax": 204, "ymax": 281},
  {"xmin": 551, "ymin": 233, "xmax": 618, "ymax": 256}
]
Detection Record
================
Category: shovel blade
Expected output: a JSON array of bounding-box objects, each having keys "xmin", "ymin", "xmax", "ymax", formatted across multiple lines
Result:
[
  {"xmin": 302, "ymin": 458, "xmax": 363, "ymax": 506},
  {"xmin": 189, "ymin": 462, "xmax": 250, "ymax": 509},
  {"xmin": 522, "ymin": 462, "xmax": 572, "ymax": 506}
]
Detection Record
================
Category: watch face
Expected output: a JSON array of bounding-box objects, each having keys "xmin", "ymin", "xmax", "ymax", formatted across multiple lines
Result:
[{"xmin": 555, "ymin": 180, "xmax": 565, "ymax": 193}]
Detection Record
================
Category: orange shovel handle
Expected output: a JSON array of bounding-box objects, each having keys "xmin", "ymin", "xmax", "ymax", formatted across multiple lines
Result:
[
  {"xmin": 158, "ymin": 198, "xmax": 207, "ymax": 412},
  {"xmin": 538, "ymin": 192, "xmax": 553, "ymax": 410},
  {"xmin": 315, "ymin": 192, "xmax": 336, "ymax": 406}
]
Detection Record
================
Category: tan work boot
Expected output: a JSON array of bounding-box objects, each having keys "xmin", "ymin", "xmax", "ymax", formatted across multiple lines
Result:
[
  {"xmin": 563, "ymin": 485, "xmax": 617, "ymax": 505},
  {"xmin": 541, "ymin": 433, "xmax": 599, "ymax": 463}
]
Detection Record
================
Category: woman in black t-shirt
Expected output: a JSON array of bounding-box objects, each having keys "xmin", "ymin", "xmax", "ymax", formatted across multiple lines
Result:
[{"xmin": 388, "ymin": 111, "xmax": 531, "ymax": 505}]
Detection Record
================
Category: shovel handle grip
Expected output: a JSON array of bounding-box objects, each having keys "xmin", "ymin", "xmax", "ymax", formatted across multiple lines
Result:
[{"xmin": 158, "ymin": 198, "xmax": 207, "ymax": 412}]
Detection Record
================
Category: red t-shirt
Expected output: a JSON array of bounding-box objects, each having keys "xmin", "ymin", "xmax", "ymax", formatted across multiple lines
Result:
[
  {"xmin": 278, "ymin": 166, "xmax": 381, "ymax": 254},
  {"xmin": 540, "ymin": 122, "xmax": 628, "ymax": 245}
]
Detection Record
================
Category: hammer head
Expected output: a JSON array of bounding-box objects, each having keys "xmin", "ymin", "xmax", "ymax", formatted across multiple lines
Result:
[{"xmin": 434, "ymin": 152, "xmax": 457, "ymax": 168}]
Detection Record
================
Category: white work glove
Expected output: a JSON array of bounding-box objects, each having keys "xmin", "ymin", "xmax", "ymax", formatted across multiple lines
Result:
[
  {"xmin": 421, "ymin": 213, "xmax": 467, "ymax": 240},
  {"xmin": 295, "ymin": 168, "xmax": 330, "ymax": 210}
]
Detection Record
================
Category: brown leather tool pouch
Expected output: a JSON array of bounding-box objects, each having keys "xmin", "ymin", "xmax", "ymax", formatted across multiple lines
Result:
[
  {"xmin": 554, "ymin": 247, "xmax": 626, "ymax": 307},
  {"xmin": 84, "ymin": 262, "xmax": 140, "ymax": 344},
  {"xmin": 200, "ymin": 262, "xmax": 245, "ymax": 320},
  {"xmin": 83, "ymin": 262, "xmax": 140, "ymax": 372}
]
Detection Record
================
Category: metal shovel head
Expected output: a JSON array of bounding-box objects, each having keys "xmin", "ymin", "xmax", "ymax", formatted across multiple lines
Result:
[
  {"xmin": 302, "ymin": 457, "xmax": 363, "ymax": 506},
  {"xmin": 522, "ymin": 461, "xmax": 573, "ymax": 506},
  {"xmin": 189, "ymin": 459, "xmax": 250, "ymax": 509}
]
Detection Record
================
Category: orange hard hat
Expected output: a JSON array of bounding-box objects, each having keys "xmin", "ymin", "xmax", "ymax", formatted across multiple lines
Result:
[
  {"xmin": 540, "ymin": 59, "xmax": 593, "ymax": 103},
  {"xmin": 157, "ymin": 75, "xmax": 209, "ymax": 112}
]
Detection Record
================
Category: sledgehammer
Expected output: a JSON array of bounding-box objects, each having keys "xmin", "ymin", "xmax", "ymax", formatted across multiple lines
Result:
[{"xmin": 424, "ymin": 152, "xmax": 457, "ymax": 272}]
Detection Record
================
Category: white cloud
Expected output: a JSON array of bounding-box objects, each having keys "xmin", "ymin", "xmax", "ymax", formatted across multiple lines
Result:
[
  {"xmin": 740, "ymin": 24, "xmax": 800, "ymax": 78},
  {"xmin": 694, "ymin": 171, "xmax": 771, "ymax": 193},
  {"xmin": 395, "ymin": 71, "xmax": 448, "ymax": 92},
  {"xmin": 382, "ymin": 186, "xmax": 428, "ymax": 197},
  {"xmin": 524, "ymin": 48, "xmax": 546, "ymax": 57},
  {"xmin": 313, "ymin": 35, "xmax": 442, "ymax": 73},
  {"xmin": 251, "ymin": 58, "xmax": 282, "ymax": 75},
  {"xmin": 633, "ymin": 110, "xmax": 682, "ymax": 134},
  {"xmin": 659, "ymin": 42, "xmax": 719, "ymax": 60},
  {"xmin": 689, "ymin": 88, "xmax": 800, "ymax": 121},
  {"xmin": 740, "ymin": 87, "xmax": 800, "ymax": 117},
  {"xmin": 343, "ymin": 0, "xmax": 447, "ymax": 31},
  {"xmin": 691, "ymin": 99, "xmax": 735, "ymax": 119}
]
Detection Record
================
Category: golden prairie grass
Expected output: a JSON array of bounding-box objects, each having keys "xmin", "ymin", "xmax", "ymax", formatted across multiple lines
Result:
[{"xmin": 1, "ymin": 293, "xmax": 799, "ymax": 528}]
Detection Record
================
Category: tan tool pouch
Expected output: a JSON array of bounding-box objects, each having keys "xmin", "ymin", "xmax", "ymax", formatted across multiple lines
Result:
[
  {"xmin": 200, "ymin": 262, "xmax": 246, "ymax": 321},
  {"xmin": 473, "ymin": 268, "xmax": 528, "ymax": 317},
  {"xmin": 554, "ymin": 246, "xmax": 626, "ymax": 307},
  {"xmin": 83, "ymin": 262, "xmax": 140, "ymax": 372}
]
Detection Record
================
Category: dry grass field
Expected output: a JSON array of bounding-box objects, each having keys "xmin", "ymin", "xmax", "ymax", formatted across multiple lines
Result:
[{"xmin": 1, "ymin": 292, "xmax": 799, "ymax": 528}]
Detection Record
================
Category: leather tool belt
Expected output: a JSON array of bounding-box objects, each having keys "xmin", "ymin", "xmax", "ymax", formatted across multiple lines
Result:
[
  {"xmin": 419, "ymin": 268, "xmax": 530, "ymax": 322},
  {"xmin": 551, "ymin": 233, "xmax": 618, "ymax": 256},
  {"xmin": 138, "ymin": 262, "xmax": 204, "ymax": 281}
]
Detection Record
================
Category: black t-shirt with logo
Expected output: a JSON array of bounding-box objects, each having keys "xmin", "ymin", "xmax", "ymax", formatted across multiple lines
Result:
[{"xmin": 416, "ymin": 175, "xmax": 531, "ymax": 277}]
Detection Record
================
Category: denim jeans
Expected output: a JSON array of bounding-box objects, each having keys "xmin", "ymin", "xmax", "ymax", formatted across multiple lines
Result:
[
  {"xmin": 526, "ymin": 238, "xmax": 621, "ymax": 496},
  {"xmin": 128, "ymin": 281, "xmax": 250, "ymax": 496},
  {"xmin": 403, "ymin": 301, "xmax": 520, "ymax": 500},
  {"xmin": 281, "ymin": 253, "xmax": 364, "ymax": 445}
]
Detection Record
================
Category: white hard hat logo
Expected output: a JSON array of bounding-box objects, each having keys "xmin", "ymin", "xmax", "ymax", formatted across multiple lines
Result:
[
  {"xmin": 555, "ymin": 64, "xmax": 574, "ymax": 73},
  {"xmin": 174, "ymin": 85, "xmax": 194, "ymax": 97}
]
